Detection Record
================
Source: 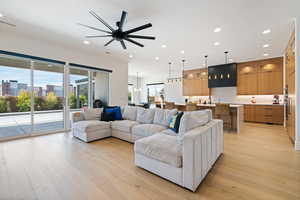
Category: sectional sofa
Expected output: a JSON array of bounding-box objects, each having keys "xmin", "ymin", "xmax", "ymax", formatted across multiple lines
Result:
[{"xmin": 72, "ymin": 106, "xmax": 223, "ymax": 192}]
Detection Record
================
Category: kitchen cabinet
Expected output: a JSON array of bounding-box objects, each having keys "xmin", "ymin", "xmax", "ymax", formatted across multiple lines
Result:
[
  {"xmin": 285, "ymin": 31, "xmax": 296, "ymax": 142},
  {"xmin": 183, "ymin": 69, "xmax": 209, "ymax": 96},
  {"xmin": 244, "ymin": 105, "xmax": 284, "ymax": 125},
  {"xmin": 237, "ymin": 57, "xmax": 283, "ymax": 95},
  {"xmin": 258, "ymin": 59, "xmax": 283, "ymax": 95},
  {"xmin": 237, "ymin": 63, "xmax": 258, "ymax": 95}
]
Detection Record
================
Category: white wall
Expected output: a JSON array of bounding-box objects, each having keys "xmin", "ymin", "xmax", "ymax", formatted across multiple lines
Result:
[
  {"xmin": 0, "ymin": 30, "xmax": 128, "ymax": 106},
  {"xmin": 295, "ymin": 17, "xmax": 300, "ymax": 150}
]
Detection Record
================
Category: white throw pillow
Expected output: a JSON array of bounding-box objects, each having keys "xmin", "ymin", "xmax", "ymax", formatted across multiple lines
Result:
[
  {"xmin": 122, "ymin": 106, "xmax": 137, "ymax": 121},
  {"xmin": 136, "ymin": 107, "xmax": 156, "ymax": 124},
  {"xmin": 178, "ymin": 110, "xmax": 210, "ymax": 135},
  {"xmin": 82, "ymin": 108, "xmax": 103, "ymax": 120},
  {"xmin": 153, "ymin": 108, "xmax": 178, "ymax": 127}
]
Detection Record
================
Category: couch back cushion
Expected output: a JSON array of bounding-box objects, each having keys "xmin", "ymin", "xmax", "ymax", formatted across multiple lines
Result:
[
  {"xmin": 82, "ymin": 108, "xmax": 103, "ymax": 120},
  {"xmin": 178, "ymin": 109, "xmax": 212, "ymax": 135},
  {"xmin": 122, "ymin": 106, "xmax": 137, "ymax": 121},
  {"xmin": 136, "ymin": 107, "xmax": 156, "ymax": 124},
  {"xmin": 153, "ymin": 108, "xmax": 177, "ymax": 127}
]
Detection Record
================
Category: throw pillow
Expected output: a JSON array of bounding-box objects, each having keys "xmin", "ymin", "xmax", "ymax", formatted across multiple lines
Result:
[
  {"xmin": 173, "ymin": 112, "xmax": 184, "ymax": 133},
  {"xmin": 83, "ymin": 108, "xmax": 103, "ymax": 120},
  {"xmin": 153, "ymin": 108, "xmax": 178, "ymax": 127},
  {"xmin": 168, "ymin": 114, "xmax": 178, "ymax": 131},
  {"xmin": 136, "ymin": 107, "xmax": 156, "ymax": 124},
  {"xmin": 101, "ymin": 111, "xmax": 115, "ymax": 122},
  {"xmin": 104, "ymin": 106, "xmax": 122, "ymax": 120},
  {"xmin": 122, "ymin": 106, "xmax": 137, "ymax": 121}
]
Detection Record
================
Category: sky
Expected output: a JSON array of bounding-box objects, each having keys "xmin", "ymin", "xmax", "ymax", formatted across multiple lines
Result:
[{"xmin": 0, "ymin": 66, "xmax": 86, "ymax": 88}]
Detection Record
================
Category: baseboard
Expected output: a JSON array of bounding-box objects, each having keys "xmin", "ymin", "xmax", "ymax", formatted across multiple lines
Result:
[{"xmin": 295, "ymin": 140, "xmax": 300, "ymax": 151}]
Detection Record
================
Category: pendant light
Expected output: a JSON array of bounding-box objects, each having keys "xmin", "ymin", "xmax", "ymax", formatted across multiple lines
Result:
[
  {"xmin": 134, "ymin": 72, "xmax": 141, "ymax": 92},
  {"xmin": 167, "ymin": 62, "xmax": 172, "ymax": 83},
  {"xmin": 181, "ymin": 59, "xmax": 185, "ymax": 82}
]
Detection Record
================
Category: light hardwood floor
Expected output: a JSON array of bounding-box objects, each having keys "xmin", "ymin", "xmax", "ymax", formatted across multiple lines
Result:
[{"xmin": 0, "ymin": 123, "xmax": 299, "ymax": 200}]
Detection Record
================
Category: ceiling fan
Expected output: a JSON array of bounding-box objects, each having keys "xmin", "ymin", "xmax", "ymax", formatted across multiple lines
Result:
[
  {"xmin": 78, "ymin": 10, "xmax": 155, "ymax": 49},
  {"xmin": 0, "ymin": 14, "xmax": 16, "ymax": 27}
]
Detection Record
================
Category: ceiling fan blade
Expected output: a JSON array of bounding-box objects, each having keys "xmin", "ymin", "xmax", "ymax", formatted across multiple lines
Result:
[
  {"xmin": 85, "ymin": 35, "xmax": 112, "ymax": 38},
  {"xmin": 89, "ymin": 10, "xmax": 115, "ymax": 32},
  {"xmin": 124, "ymin": 38, "xmax": 144, "ymax": 47},
  {"xmin": 104, "ymin": 38, "xmax": 115, "ymax": 46},
  {"xmin": 118, "ymin": 11, "xmax": 127, "ymax": 30},
  {"xmin": 0, "ymin": 20, "xmax": 16, "ymax": 27},
  {"xmin": 120, "ymin": 40, "xmax": 127, "ymax": 49},
  {"xmin": 77, "ymin": 23, "xmax": 111, "ymax": 34},
  {"xmin": 124, "ymin": 23, "xmax": 152, "ymax": 35},
  {"xmin": 127, "ymin": 35, "xmax": 155, "ymax": 40}
]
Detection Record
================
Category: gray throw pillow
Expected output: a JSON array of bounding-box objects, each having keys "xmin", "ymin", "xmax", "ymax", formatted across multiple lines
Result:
[
  {"xmin": 122, "ymin": 106, "xmax": 137, "ymax": 121},
  {"xmin": 136, "ymin": 107, "xmax": 156, "ymax": 124}
]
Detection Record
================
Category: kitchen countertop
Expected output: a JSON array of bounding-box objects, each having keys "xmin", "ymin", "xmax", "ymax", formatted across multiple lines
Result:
[
  {"xmin": 240, "ymin": 103, "xmax": 284, "ymax": 106},
  {"xmin": 197, "ymin": 104, "xmax": 243, "ymax": 108}
]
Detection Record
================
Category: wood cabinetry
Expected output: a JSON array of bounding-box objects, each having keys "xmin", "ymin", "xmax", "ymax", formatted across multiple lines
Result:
[
  {"xmin": 285, "ymin": 31, "xmax": 296, "ymax": 142},
  {"xmin": 244, "ymin": 105, "xmax": 284, "ymax": 125},
  {"xmin": 237, "ymin": 63, "xmax": 258, "ymax": 95},
  {"xmin": 183, "ymin": 69, "xmax": 209, "ymax": 96},
  {"xmin": 237, "ymin": 57, "xmax": 283, "ymax": 95}
]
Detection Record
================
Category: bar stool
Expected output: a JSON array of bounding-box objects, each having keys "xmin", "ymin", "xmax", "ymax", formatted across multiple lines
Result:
[
  {"xmin": 165, "ymin": 102, "xmax": 176, "ymax": 109},
  {"xmin": 215, "ymin": 103, "xmax": 232, "ymax": 130},
  {"xmin": 186, "ymin": 102, "xmax": 198, "ymax": 111}
]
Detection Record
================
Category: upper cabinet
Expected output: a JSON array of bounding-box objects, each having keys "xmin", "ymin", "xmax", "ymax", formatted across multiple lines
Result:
[
  {"xmin": 237, "ymin": 62, "xmax": 258, "ymax": 95},
  {"xmin": 183, "ymin": 69, "xmax": 209, "ymax": 96},
  {"xmin": 237, "ymin": 57, "xmax": 283, "ymax": 95}
]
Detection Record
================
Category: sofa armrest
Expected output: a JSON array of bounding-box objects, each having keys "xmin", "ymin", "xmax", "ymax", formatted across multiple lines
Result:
[
  {"xmin": 72, "ymin": 112, "xmax": 85, "ymax": 123},
  {"xmin": 182, "ymin": 119, "xmax": 223, "ymax": 191}
]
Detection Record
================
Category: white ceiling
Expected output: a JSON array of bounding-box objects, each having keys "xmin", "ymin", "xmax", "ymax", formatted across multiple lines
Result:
[{"xmin": 1, "ymin": 0, "xmax": 299, "ymax": 81}]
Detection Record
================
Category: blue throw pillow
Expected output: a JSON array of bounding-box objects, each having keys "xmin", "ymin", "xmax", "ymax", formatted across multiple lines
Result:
[
  {"xmin": 105, "ymin": 106, "xmax": 122, "ymax": 120},
  {"xmin": 113, "ymin": 106, "xmax": 122, "ymax": 120}
]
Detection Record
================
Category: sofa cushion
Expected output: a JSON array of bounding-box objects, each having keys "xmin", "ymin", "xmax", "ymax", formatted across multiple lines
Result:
[
  {"xmin": 73, "ymin": 120, "xmax": 110, "ymax": 133},
  {"xmin": 134, "ymin": 133, "xmax": 182, "ymax": 168},
  {"xmin": 122, "ymin": 106, "xmax": 137, "ymax": 121},
  {"xmin": 132, "ymin": 124, "xmax": 166, "ymax": 139},
  {"xmin": 82, "ymin": 108, "xmax": 103, "ymax": 120},
  {"xmin": 160, "ymin": 129, "xmax": 177, "ymax": 136},
  {"xmin": 178, "ymin": 110, "xmax": 211, "ymax": 135},
  {"xmin": 136, "ymin": 107, "xmax": 156, "ymax": 124},
  {"xmin": 111, "ymin": 120, "xmax": 139, "ymax": 133},
  {"xmin": 153, "ymin": 108, "xmax": 177, "ymax": 127}
]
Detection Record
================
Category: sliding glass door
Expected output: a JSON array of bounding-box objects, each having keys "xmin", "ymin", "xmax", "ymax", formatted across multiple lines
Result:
[
  {"xmin": 0, "ymin": 56, "xmax": 32, "ymax": 139},
  {"xmin": 32, "ymin": 61, "xmax": 65, "ymax": 134},
  {"xmin": 0, "ymin": 50, "xmax": 111, "ymax": 140}
]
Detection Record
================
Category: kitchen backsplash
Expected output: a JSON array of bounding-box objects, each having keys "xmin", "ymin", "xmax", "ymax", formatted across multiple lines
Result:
[{"xmin": 165, "ymin": 84, "xmax": 284, "ymax": 104}]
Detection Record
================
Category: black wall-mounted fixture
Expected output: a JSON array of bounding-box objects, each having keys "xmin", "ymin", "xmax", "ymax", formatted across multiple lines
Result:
[
  {"xmin": 208, "ymin": 51, "xmax": 237, "ymax": 88},
  {"xmin": 208, "ymin": 63, "xmax": 237, "ymax": 88}
]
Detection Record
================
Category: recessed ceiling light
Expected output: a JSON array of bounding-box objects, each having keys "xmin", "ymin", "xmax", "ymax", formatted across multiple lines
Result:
[
  {"xmin": 214, "ymin": 27, "xmax": 221, "ymax": 33},
  {"xmin": 129, "ymin": 55, "xmax": 133, "ymax": 58},
  {"xmin": 214, "ymin": 42, "xmax": 220, "ymax": 46},
  {"xmin": 161, "ymin": 44, "xmax": 167, "ymax": 48},
  {"xmin": 263, "ymin": 53, "xmax": 269, "ymax": 56},
  {"xmin": 0, "ymin": 13, "xmax": 3, "ymax": 18},
  {"xmin": 262, "ymin": 29, "xmax": 271, "ymax": 34},
  {"xmin": 180, "ymin": 50, "xmax": 185, "ymax": 54},
  {"xmin": 83, "ymin": 40, "xmax": 90, "ymax": 45},
  {"xmin": 263, "ymin": 44, "xmax": 270, "ymax": 48},
  {"xmin": 155, "ymin": 57, "xmax": 159, "ymax": 60}
]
